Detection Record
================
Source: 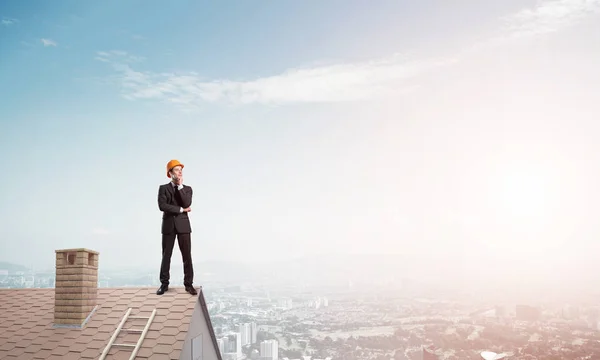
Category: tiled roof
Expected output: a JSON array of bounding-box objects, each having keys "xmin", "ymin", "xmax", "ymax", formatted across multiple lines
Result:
[{"xmin": 0, "ymin": 286, "xmax": 219, "ymax": 360}]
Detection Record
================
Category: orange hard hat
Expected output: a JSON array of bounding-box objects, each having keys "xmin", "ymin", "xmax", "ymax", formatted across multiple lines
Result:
[{"xmin": 166, "ymin": 159, "xmax": 184, "ymax": 178}]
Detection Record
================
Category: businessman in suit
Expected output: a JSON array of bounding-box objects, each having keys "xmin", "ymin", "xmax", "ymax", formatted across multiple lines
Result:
[{"xmin": 157, "ymin": 159, "xmax": 197, "ymax": 296}]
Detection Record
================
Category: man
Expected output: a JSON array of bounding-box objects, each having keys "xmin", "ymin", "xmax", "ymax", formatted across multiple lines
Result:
[{"xmin": 156, "ymin": 159, "xmax": 197, "ymax": 296}]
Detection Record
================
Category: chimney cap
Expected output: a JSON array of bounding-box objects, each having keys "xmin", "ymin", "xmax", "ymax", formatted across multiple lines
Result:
[{"xmin": 55, "ymin": 248, "xmax": 99, "ymax": 255}]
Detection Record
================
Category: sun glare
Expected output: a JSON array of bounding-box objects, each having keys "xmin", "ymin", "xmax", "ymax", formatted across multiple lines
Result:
[
  {"xmin": 497, "ymin": 172, "xmax": 548, "ymax": 219},
  {"xmin": 485, "ymin": 158, "xmax": 564, "ymax": 226}
]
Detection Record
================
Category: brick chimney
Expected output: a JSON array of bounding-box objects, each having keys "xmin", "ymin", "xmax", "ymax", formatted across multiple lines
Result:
[{"xmin": 54, "ymin": 248, "xmax": 99, "ymax": 327}]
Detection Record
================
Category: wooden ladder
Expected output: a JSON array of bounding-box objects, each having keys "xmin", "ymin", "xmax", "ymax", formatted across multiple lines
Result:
[{"xmin": 99, "ymin": 307, "xmax": 158, "ymax": 360}]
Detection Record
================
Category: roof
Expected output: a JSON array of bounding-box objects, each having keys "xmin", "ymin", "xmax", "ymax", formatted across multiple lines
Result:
[{"xmin": 0, "ymin": 286, "xmax": 222, "ymax": 360}]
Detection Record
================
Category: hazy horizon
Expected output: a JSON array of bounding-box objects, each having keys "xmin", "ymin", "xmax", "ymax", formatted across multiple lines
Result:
[{"xmin": 2, "ymin": 1, "xmax": 600, "ymax": 291}]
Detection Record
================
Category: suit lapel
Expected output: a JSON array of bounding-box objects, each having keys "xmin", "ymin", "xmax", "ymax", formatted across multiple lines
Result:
[{"xmin": 166, "ymin": 183, "xmax": 176, "ymax": 204}]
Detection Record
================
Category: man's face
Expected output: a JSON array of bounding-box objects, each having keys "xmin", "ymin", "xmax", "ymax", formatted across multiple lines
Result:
[{"xmin": 170, "ymin": 165, "xmax": 183, "ymax": 179}]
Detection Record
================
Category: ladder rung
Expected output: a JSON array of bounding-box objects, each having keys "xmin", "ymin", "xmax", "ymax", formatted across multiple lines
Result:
[
  {"xmin": 122, "ymin": 328, "xmax": 144, "ymax": 333},
  {"xmin": 99, "ymin": 308, "xmax": 157, "ymax": 360}
]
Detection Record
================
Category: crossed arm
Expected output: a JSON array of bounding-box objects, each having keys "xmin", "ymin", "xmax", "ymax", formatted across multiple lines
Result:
[
  {"xmin": 157, "ymin": 185, "xmax": 193, "ymax": 214},
  {"xmin": 178, "ymin": 186, "xmax": 193, "ymax": 208}
]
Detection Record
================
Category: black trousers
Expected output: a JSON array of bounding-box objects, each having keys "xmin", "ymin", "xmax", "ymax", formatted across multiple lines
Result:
[{"xmin": 159, "ymin": 233, "xmax": 194, "ymax": 287}]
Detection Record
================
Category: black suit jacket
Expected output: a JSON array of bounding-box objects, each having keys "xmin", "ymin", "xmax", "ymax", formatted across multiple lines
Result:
[{"xmin": 158, "ymin": 183, "xmax": 193, "ymax": 234}]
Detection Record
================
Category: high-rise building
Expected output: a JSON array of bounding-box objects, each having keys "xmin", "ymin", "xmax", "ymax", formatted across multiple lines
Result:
[
  {"xmin": 260, "ymin": 339, "xmax": 278, "ymax": 360},
  {"xmin": 217, "ymin": 338, "xmax": 224, "ymax": 355},
  {"xmin": 234, "ymin": 333, "xmax": 242, "ymax": 356},
  {"xmin": 239, "ymin": 323, "xmax": 252, "ymax": 346},
  {"xmin": 222, "ymin": 336, "xmax": 229, "ymax": 353},
  {"xmin": 224, "ymin": 333, "xmax": 242, "ymax": 359},
  {"xmin": 251, "ymin": 322, "xmax": 258, "ymax": 344}
]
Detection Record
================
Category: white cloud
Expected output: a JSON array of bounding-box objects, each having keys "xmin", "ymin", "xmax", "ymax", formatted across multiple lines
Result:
[
  {"xmin": 1, "ymin": 17, "xmax": 18, "ymax": 26},
  {"xmin": 41, "ymin": 38, "xmax": 57, "ymax": 47},
  {"xmin": 98, "ymin": 50, "xmax": 455, "ymax": 109},
  {"xmin": 97, "ymin": 0, "xmax": 600, "ymax": 109},
  {"xmin": 502, "ymin": 0, "xmax": 600, "ymax": 37},
  {"xmin": 96, "ymin": 50, "xmax": 145, "ymax": 63}
]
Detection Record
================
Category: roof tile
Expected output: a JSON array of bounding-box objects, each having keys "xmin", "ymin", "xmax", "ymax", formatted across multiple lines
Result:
[
  {"xmin": 51, "ymin": 345, "xmax": 71, "ymax": 356},
  {"xmin": 0, "ymin": 286, "xmax": 218, "ymax": 360},
  {"xmin": 157, "ymin": 334, "xmax": 177, "ymax": 346},
  {"xmin": 144, "ymin": 330, "xmax": 161, "ymax": 340},
  {"xmin": 5, "ymin": 346, "xmax": 26, "ymax": 357},
  {"xmin": 175, "ymin": 330, "xmax": 187, "ymax": 342},
  {"xmin": 153, "ymin": 344, "xmax": 174, "ymax": 354},
  {"xmin": 32, "ymin": 348, "xmax": 53, "ymax": 359},
  {"xmin": 163, "ymin": 319, "xmax": 183, "ymax": 328},
  {"xmin": 136, "ymin": 347, "xmax": 154, "ymax": 357},
  {"xmin": 80, "ymin": 347, "xmax": 101, "ymax": 359},
  {"xmin": 142, "ymin": 337, "xmax": 159, "ymax": 349},
  {"xmin": 148, "ymin": 353, "xmax": 168, "ymax": 360},
  {"xmin": 40, "ymin": 340, "xmax": 60, "ymax": 351},
  {"xmin": 0, "ymin": 342, "xmax": 15, "ymax": 351},
  {"xmin": 61, "ymin": 352, "xmax": 83, "ymax": 360},
  {"xmin": 162, "ymin": 326, "xmax": 180, "ymax": 336},
  {"xmin": 86, "ymin": 338, "xmax": 106, "ymax": 350},
  {"xmin": 23, "ymin": 344, "xmax": 43, "ymax": 354},
  {"xmin": 171, "ymin": 305, "xmax": 188, "ymax": 313},
  {"xmin": 69, "ymin": 342, "xmax": 87, "ymax": 352}
]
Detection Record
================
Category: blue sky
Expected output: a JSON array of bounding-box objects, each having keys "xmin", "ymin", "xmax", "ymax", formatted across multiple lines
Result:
[{"xmin": 2, "ymin": 0, "xmax": 600, "ymax": 287}]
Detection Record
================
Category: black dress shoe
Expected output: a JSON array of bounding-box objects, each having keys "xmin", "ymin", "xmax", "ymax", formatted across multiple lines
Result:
[
  {"xmin": 156, "ymin": 285, "xmax": 169, "ymax": 295},
  {"xmin": 185, "ymin": 286, "xmax": 197, "ymax": 295}
]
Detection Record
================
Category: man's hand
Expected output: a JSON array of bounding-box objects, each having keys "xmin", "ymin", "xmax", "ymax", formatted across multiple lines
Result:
[
  {"xmin": 174, "ymin": 176, "xmax": 183, "ymax": 185},
  {"xmin": 183, "ymin": 207, "xmax": 192, "ymax": 212}
]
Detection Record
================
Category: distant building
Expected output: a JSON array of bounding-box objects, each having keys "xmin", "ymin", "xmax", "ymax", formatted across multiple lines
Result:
[
  {"xmin": 260, "ymin": 339, "xmax": 279, "ymax": 360},
  {"xmin": 240, "ymin": 323, "xmax": 251, "ymax": 346},
  {"xmin": 516, "ymin": 304, "xmax": 541, "ymax": 321},
  {"xmin": 223, "ymin": 332, "xmax": 242, "ymax": 359},
  {"xmin": 251, "ymin": 322, "xmax": 258, "ymax": 343},
  {"xmin": 218, "ymin": 338, "xmax": 225, "ymax": 355},
  {"xmin": 221, "ymin": 336, "xmax": 230, "ymax": 354},
  {"xmin": 238, "ymin": 322, "xmax": 258, "ymax": 346},
  {"xmin": 562, "ymin": 304, "xmax": 580, "ymax": 320},
  {"xmin": 278, "ymin": 298, "xmax": 293, "ymax": 309}
]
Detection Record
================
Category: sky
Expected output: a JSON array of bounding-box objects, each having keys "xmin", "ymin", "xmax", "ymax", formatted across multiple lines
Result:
[{"xmin": 1, "ymin": 0, "xmax": 600, "ymax": 287}]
